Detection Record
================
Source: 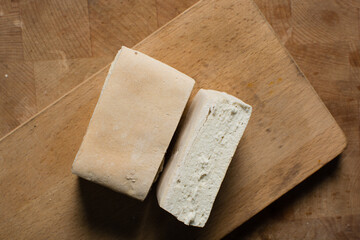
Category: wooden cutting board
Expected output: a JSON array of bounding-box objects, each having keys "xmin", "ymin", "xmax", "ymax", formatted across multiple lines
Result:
[{"xmin": 0, "ymin": 0, "xmax": 346, "ymax": 239}]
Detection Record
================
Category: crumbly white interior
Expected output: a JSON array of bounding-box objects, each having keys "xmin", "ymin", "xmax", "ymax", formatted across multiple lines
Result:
[{"xmin": 158, "ymin": 89, "xmax": 251, "ymax": 227}]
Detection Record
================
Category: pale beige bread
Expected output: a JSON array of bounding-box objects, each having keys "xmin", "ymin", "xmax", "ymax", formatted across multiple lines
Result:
[
  {"xmin": 157, "ymin": 89, "xmax": 252, "ymax": 227},
  {"xmin": 72, "ymin": 46, "xmax": 195, "ymax": 200},
  {"xmin": 0, "ymin": 0, "xmax": 349, "ymax": 238}
]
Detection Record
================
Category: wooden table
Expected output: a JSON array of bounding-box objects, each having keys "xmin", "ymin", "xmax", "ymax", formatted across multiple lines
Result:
[{"xmin": 0, "ymin": 0, "xmax": 359, "ymax": 238}]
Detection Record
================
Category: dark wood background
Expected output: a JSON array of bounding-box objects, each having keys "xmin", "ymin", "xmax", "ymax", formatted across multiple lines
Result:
[{"xmin": 0, "ymin": 0, "xmax": 359, "ymax": 238}]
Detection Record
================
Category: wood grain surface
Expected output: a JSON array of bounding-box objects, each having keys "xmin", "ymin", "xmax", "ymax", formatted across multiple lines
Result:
[
  {"xmin": 0, "ymin": 0, "xmax": 196, "ymax": 137},
  {"xmin": 0, "ymin": 0, "xmax": 350, "ymax": 239},
  {"xmin": 225, "ymin": 1, "xmax": 360, "ymax": 239},
  {"xmin": 0, "ymin": 0, "xmax": 358, "ymax": 239}
]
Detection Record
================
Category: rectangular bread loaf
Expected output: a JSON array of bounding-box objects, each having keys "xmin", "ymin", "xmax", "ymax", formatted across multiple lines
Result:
[
  {"xmin": 157, "ymin": 89, "xmax": 252, "ymax": 226},
  {"xmin": 72, "ymin": 46, "xmax": 195, "ymax": 200}
]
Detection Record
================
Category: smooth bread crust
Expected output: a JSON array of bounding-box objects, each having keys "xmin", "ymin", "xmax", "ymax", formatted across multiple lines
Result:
[
  {"xmin": 72, "ymin": 46, "xmax": 195, "ymax": 200},
  {"xmin": 157, "ymin": 89, "xmax": 252, "ymax": 226}
]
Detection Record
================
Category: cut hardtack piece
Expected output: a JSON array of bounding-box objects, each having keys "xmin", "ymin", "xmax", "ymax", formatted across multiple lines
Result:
[
  {"xmin": 157, "ymin": 89, "xmax": 252, "ymax": 227},
  {"xmin": 72, "ymin": 46, "xmax": 195, "ymax": 200}
]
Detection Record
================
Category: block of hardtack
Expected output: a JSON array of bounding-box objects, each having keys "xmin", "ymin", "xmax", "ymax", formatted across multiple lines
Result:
[
  {"xmin": 72, "ymin": 46, "xmax": 195, "ymax": 200},
  {"xmin": 157, "ymin": 89, "xmax": 252, "ymax": 226}
]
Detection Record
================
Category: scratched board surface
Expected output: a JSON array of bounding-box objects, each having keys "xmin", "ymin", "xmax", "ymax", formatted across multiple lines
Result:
[{"xmin": 0, "ymin": 0, "xmax": 346, "ymax": 239}]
